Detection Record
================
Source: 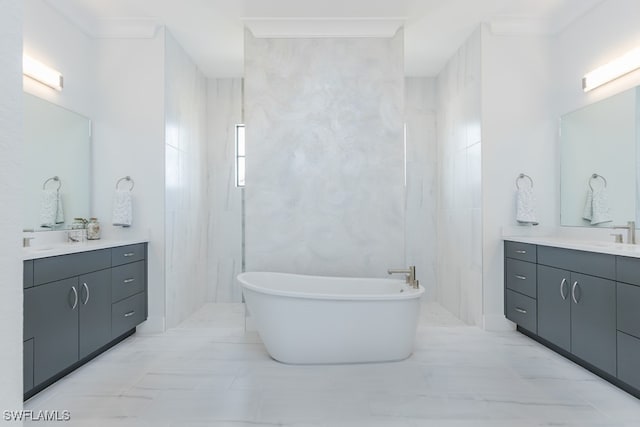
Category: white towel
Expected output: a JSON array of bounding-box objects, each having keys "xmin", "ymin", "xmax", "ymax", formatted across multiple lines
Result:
[
  {"xmin": 112, "ymin": 190, "xmax": 132, "ymax": 227},
  {"xmin": 516, "ymin": 187, "xmax": 539, "ymax": 225},
  {"xmin": 582, "ymin": 189, "xmax": 594, "ymax": 221},
  {"xmin": 39, "ymin": 190, "xmax": 64, "ymax": 227},
  {"xmin": 590, "ymin": 188, "xmax": 612, "ymax": 225}
]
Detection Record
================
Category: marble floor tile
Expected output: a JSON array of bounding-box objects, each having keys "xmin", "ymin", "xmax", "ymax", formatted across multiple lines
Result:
[{"xmin": 24, "ymin": 302, "xmax": 640, "ymax": 426}]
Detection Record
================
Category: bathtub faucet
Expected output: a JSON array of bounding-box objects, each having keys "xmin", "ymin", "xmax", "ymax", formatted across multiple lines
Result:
[{"xmin": 387, "ymin": 266, "xmax": 419, "ymax": 289}]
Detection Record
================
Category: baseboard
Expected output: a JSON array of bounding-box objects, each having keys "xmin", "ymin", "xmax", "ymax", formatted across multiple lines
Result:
[
  {"xmin": 136, "ymin": 315, "xmax": 165, "ymax": 334},
  {"xmin": 483, "ymin": 314, "xmax": 516, "ymax": 331}
]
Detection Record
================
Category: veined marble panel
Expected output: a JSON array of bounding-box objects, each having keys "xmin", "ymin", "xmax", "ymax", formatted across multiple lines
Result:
[
  {"xmin": 207, "ymin": 78, "xmax": 244, "ymax": 302},
  {"xmin": 244, "ymin": 30, "xmax": 405, "ymax": 277}
]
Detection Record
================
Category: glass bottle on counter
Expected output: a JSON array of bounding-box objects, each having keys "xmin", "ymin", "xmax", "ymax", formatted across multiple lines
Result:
[{"xmin": 87, "ymin": 217, "xmax": 101, "ymax": 240}]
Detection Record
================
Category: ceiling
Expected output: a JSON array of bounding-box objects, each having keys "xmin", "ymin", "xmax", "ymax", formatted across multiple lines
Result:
[{"xmin": 44, "ymin": 0, "xmax": 604, "ymax": 78}]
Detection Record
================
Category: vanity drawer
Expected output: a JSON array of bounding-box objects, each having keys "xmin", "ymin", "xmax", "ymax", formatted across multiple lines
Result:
[
  {"xmin": 24, "ymin": 260, "xmax": 33, "ymax": 289},
  {"xmin": 506, "ymin": 289, "xmax": 537, "ymax": 333},
  {"xmin": 111, "ymin": 261, "xmax": 145, "ymax": 303},
  {"xmin": 34, "ymin": 249, "xmax": 111, "ymax": 286},
  {"xmin": 112, "ymin": 292, "xmax": 146, "ymax": 338},
  {"xmin": 505, "ymin": 258, "xmax": 537, "ymax": 298},
  {"xmin": 617, "ymin": 282, "xmax": 640, "ymax": 338},
  {"xmin": 111, "ymin": 244, "xmax": 145, "ymax": 267},
  {"xmin": 617, "ymin": 331, "xmax": 640, "ymax": 390},
  {"xmin": 616, "ymin": 256, "xmax": 640, "ymax": 287},
  {"xmin": 505, "ymin": 241, "xmax": 536, "ymax": 263},
  {"xmin": 537, "ymin": 245, "xmax": 615, "ymax": 280}
]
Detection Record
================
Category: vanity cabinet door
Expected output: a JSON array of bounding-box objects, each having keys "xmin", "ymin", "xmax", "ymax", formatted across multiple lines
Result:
[
  {"xmin": 79, "ymin": 269, "xmax": 112, "ymax": 359},
  {"xmin": 25, "ymin": 278, "xmax": 79, "ymax": 387},
  {"xmin": 570, "ymin": 273, "xmax": 616, "ymax": 376},
  {"xmin": 537, "ymin": 265, "xmax": 571, "ymax": 351}
]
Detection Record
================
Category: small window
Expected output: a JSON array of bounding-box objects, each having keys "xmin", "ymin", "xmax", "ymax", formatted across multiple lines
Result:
[{"xmin": 235, "ymin": 124, "xmax": 245, "ymax": 187}]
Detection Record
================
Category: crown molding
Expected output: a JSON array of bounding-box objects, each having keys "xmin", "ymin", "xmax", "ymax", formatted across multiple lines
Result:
[
  {"xmin": 243, "ymin": 17, "xmax": 405, "ymax": 38},
  {"xmin": 44, "ymin": 0, "xmax": 160, "ymax": 39}
]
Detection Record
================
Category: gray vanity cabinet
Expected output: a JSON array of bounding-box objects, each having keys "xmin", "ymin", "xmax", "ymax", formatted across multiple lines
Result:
[
  {"xmin": 24, "ymin": 277, "xmax": 80, "ymax": 386},
  {"xmin": 537, "ymin": 265, "xmax": 571, "ymax": 351},
  {"xmin": 24, "ymin": 242, "xmax": 148, "ymax": 399},
  {"xmin": 504, "ymin": 241, "xmax": 633, "ymax": 396},
  {"xmin": 78, "ymin": 269, "xmax": 112, "ymax": 359}
]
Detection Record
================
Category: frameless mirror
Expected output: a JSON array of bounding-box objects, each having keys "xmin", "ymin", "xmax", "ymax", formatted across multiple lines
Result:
[
  {"xmin": 560, "ymin": 87, "xmax": 639, "ymax": 227},
  {"xmin": 23, "ymin": 93, "xmax": 91, "ymax": 231}
]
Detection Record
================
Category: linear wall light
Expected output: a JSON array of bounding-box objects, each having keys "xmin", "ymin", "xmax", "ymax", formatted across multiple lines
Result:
[
  {"xmin": 23, "ymin": 54, "xmax": 63, "ymax": 91},
  {"xmin": 583, "ymin": 46, "xmax": 640, "ymax": 92}
]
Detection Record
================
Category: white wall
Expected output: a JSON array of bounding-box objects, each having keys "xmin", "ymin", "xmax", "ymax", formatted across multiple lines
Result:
[
  {"xmin": 164, "ymin": 30, "xmax": 208, "ymax": 328},
  {"xmin": 207, "ymin": 78, "xmax": 244, "ymax": 302},
  {"xmin": 92, "ymin": 31, "xmax": 166, "ymax": 332},
  {"xmin": 244, "ymin": 30, "xmax": 405, "ymax": 277},
  {"xmin": 480, "ymin": 27, "xmax": 555, "ymax": 330},
  {"xmin": 436, "ymin": 28, "xmax": 483, "ymax": 325},
  {"xmin": 23, "ymin": 0, "xmax": 95, "ymax": 119},
  {"xmin": 0, "ymin": 0, "xmax": 23, "ymax": 412},
  {"xmin": 405, "ymin": 77, "xmax": 438, "ymax": 299}
]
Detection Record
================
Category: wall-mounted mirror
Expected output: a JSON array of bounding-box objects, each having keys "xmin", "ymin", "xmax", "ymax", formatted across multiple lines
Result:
[
  {"xmin": 23, "ymin": 93, "xmax": 91, "ymax": 231},
  {"xmin": 560, "ymin": 87, "xmax": 639, "ymax": 227}
]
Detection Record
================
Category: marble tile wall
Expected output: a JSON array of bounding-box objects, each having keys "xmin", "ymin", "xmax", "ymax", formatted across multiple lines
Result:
[
  {"xmin": 164, "ymin": 31, "xmax": 209, "ymax": 328},
  {"xmin": 244, "ymin": 30, "xmax": 405, "ymax": 277},
  {"xmin": 405, "ymin": 78, "xmax": 438, "ymax": 301},
  {"xmin": 0, "ymin": 0, "xmax": 23, "ymax": 411},
  {"xmin": 206, "ymin": 78, "xmax": 244, "ymax": 302},
  {"xmin": 436, "ymin": 27, "xmax": 483, "ymax": 325}
]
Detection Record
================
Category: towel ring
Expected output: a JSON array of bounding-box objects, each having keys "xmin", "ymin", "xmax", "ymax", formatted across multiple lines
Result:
[
  {"xmin": 515, "ymin": 173, "xmax": 533, "ymax": 190},
  {"xmin": 42, "ymin": 176, "xmax": 61, "ymax": 191},
  {"xmin": 589, "ymin": 173, "xmax": 607, "ymax": 191},
  {"xmin": 116, "ymin": 176, "xmax": 135, "ymax": 191}
]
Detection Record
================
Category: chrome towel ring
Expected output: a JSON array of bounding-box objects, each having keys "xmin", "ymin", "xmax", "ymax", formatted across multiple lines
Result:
[
  {"xmin": 515, "ymin": 173, "xmax": 533, "ymax": 190},
  {"xmin": 116, "ymin": 176, "xmax": 135, "ymax": 191},
  {"xmin": 42, "ymin": 176, "xmax": 61, "ymax": 190}
]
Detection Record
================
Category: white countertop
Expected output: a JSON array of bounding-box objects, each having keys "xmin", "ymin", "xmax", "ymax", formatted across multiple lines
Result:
[
  {"xmin": 23, "ymin": 237, "xmax": 149, "ymax": 260},
  {"xmin": 503, "ymin": 235, "xmax": 640, "ymax": 258}
]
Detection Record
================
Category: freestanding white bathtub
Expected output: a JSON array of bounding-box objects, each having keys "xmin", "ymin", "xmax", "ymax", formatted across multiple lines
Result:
[{"xmin": 237, "ymin": 272, "xmax": 424, "ymax": 364}]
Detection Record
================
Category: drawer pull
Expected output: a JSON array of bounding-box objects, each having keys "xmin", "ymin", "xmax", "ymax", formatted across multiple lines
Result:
[
  {"xmin": 123, "ymin": 252, "xmax": 135, "ymax": 257},
  {"xmin": 560, "ymin": 278, "xmax": 568, "ymax": 300},
  {"xmin": 124, "ymin": 311, "xmax": 135, "ymax": 318},
  {"xmin": 123, "ymin": 278, "xmax": 135, "ymax": 284},
  {"xmin": 514, "ymin": 275, "xmax": 527, "ymax": 280},
  {"xmin": 514, "ymin": 307, "xmax": 527, "ymax": 314},
  {"xmin": 515, "ymin": 250, "xmax": 527, "ymax": 254}
]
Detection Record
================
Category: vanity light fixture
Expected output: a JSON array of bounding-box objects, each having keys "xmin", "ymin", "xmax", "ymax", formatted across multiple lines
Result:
[
  {"xmin": 23, "ymin": 54, "xmax": 63, "ymax": 91},
  {"xmin": 583, "ymin": 46, "xmax": 640, "ymax": 92}
]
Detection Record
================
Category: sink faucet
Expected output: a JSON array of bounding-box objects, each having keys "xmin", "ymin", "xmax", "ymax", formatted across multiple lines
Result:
[
  {"xmin": 387, "ymin": 265, "xmax": 419, "ymax": 289},
  {"xmin": 613, "ymin": 221, "xmax": 636, "ymax": 244}
]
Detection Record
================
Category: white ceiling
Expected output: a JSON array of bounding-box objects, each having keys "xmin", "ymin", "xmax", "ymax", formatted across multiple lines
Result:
[{"xmin": 44, "ymin": 0, "xmax": 604, "ymax": 78}]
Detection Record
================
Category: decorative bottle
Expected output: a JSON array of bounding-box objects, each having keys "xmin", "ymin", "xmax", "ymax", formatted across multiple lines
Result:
[{"xmin": 87, "ymin": 218, "xmax": 101, "ymax": 240}]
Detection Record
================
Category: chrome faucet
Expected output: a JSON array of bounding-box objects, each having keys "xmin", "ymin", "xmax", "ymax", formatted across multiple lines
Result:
[
  {"xmin": 387, "ymin": 265, "xmax": 419, "ymax": 289},
  {"xmin": 613, "ymin": 221, "xmax": 636, "ymax": 244}
]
